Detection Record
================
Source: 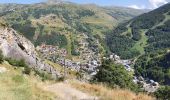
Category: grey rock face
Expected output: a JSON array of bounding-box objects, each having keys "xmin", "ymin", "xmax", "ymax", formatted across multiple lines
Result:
[{"xmin": 0, "ymin": 27, "xmax": 61, "ymax": 78}]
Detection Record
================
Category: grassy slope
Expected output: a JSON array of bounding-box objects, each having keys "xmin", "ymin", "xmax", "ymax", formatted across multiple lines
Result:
[
  {"xmin": 0, "ymin": 61, "xmax": 57, "ymax": 100},
  {"xmin": 70, "ymin": 80, "xmax": 154, "ymax": 100},
  {"xmin": 0, "ymin": 60, "xmax": 154, "ymax": 100}
]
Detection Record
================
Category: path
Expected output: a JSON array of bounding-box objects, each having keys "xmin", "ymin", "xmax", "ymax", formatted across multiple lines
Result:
[{"xmin": 43, "ymin": 82, "xmax": 97, "ymax": 100}]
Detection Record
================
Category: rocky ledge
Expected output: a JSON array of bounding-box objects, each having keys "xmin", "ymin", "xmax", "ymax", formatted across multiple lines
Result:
[{"xmin": 0, "ymin": 26, "xmax": 61, "ymax": 79}]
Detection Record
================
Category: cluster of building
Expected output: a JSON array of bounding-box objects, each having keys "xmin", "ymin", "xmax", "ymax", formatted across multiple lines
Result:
[
  {"xmin": 57, "ymin": 58, "xmax": 100, "ymax": 74},
  {"xmin": 133, "ymin": 76, "xmax": 159, "ymax": 93},
  {"xmin": 36, "ymin": 37, "xmax": 101, "ymax": 75},
  {"xmin": 104, "ymin": 53, "xmax": 134, "ymax": 72},
  {"xmin": 36, "ymin": 43, "xmax": 67, "ymax": 61},
  {"xmin": 76, "ymin": 33, "xmax": 101, "ymax": 64}
]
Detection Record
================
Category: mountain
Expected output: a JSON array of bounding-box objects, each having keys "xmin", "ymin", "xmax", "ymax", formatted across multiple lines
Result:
[
  {"xmin": 107, "ymin": 3, "xmax": 170, "ymax": 59},
  {"xmin": 0, "ymin": 21, "xmax": 153, "ymax": 100},
  {"xmin": 0, "ymin": 3, "xmax": 146, "ymax": 60},
  {"xmin": 107, "ymin": 3, "xmax": 170, "ymax": 85},
  {"xmin": 0, "ymin": 2, "xmax": 165, "ymax": 99}
]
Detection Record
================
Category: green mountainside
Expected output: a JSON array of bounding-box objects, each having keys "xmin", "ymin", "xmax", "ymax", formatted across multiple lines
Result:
[
  {"xmin": 107, "ymin": 3, "xmax": 170, "ymax": 85},
  {"xmin": 107, "ymin": 3, "xmax": 170, "ymax": 59},
  {"xmin": 0, "ymin": 3, "xmax": 145, "ymax": 57},
  {"xmin": 135, "ymin": 50, "xmax": 170, "ymax": 85}
]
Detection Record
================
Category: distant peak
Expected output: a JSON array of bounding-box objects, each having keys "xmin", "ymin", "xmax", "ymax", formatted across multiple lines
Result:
[{"xmin": 45, "ymin": 0, "xmax": 64, "ymax": 4}]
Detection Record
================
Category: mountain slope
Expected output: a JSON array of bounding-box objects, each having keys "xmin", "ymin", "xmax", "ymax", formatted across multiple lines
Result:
[
  {"xmin": 107, "ymin": 3, "xmax": 170, "ymax": 59},
  {"xmin": 134, "ymin": 50, "xmax": 170, "ymax": 85},
  {"xmin": 0, "ymin": 3, "xmax": 146, "ymax": 59},
  {"xmin": 107, "ymin": 3, "xmax": 170, "ymax": 85}
]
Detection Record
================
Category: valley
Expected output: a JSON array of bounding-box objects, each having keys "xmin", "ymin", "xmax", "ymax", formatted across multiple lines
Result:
[
  {"xmin": 0, "ymin": 2, "xmax": 146, "ymax": 78},
  {"xmin": 0, "ymin": 0, "xmax": 169, "ymax": 100}
]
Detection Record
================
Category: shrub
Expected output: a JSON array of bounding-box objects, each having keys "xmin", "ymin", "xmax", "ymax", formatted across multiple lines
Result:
[
  {"xmin": 154, "ymin": 86, "xmax": 170, "ymax": 99},
  {"xmin": 0, "ymin": 50, "xmax": 4, "ymax": 63},
  {"xmin": 34, "ymin": 70, "xmax": 53, "ymax": 81},
  {"xmin": 23, "ymin": 66, "xmax": 31, "ymax": 75},
  {"xmin": 56, "ymin": 77, "xmax": 65, "ymax": 82},
  {"xmin": 5, "ymin": 58, "xmax": 27, "ymax": 67},
  {"xmin": 5, "ymin": 58, "xmax": 31, "ymax": 75},
  {"xmin": 93, "ymin": 59, "xmax": 140, "ymax": 92}
]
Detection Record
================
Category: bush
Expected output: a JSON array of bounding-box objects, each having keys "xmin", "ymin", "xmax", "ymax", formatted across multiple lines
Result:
[
  {"xmin": 5, "ymin": 58, "xmax": 31, "ymax": 75},
  {"xmin": 56, "ymin": 77, "xmax": 65, "ymax": 82},
  {"xmin": 0, "ymin": 50, "xmax": 4, "ymax": 63},
  {"xmin": 5, "ymin": 58, "xmax": 27, "ymax": 67},
  {"xmin": 23, "ymin": 66, "xmax": 31, "ymax": 75},
  {"xmin": 93, "ymin": 59, "xmax": 140, "ymax": 92},
  {"xmin": 17, "ymin": 59, "xmax": 27, "ymax": 67},
  {"xmin": 154, "ymin": 86, "xmax": 170, "ymax": 99},
  {"xmin": 34, "ymin": 70, "xmax": 53, "ymax": 81}
]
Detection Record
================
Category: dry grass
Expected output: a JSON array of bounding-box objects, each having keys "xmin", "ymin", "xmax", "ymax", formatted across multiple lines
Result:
[
  {"xmin": 0, "ymin": 61, "xmax": 155, "ymax": 100},
  {"xmin": 0, "ymin": 61, "xmax": 58, "ymax": 100},
  {"xmin": 70, "ymin": 81, "xmax": 155, "ymax": 100}
]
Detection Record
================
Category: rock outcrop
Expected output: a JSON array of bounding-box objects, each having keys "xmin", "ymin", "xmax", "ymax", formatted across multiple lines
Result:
[{"xmin": 0, "ymin": 26, "xmax": 61, "ymax": 79}]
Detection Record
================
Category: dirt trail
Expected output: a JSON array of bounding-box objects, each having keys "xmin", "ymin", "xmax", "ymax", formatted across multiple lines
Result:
[{"xmin": 43, "ymin": 82, "xmax": 97, "ymax": 100}]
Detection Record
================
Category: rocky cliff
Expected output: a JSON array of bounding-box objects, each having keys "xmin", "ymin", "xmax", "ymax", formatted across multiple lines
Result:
[{"xmin": 0, "ymin": 25, "xmax": 61, "ymax": 79}]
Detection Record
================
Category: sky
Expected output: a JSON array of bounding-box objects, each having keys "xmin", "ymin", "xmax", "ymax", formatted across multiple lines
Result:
[{"xmin": 0, "ymin": 0, "xmax": 169, "ymax": 9}]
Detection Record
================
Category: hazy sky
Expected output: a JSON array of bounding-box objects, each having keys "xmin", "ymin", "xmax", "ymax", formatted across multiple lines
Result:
[{"xmin": 0, "ymin": 0, "xmax": 169, "ymax": 9}]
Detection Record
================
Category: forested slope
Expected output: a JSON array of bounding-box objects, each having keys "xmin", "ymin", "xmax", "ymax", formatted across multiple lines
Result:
[
  {"xmin": 107, "ymin": 3, "xmax": 170, "ymax": 59},
  {"xmin": 107, "ymin": 3, "xmax": 170, "ymax": 85}
]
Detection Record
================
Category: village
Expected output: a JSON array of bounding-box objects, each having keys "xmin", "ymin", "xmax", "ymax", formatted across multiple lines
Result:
[
  {"xmin": 36, "ymin": 33, "xmax": 101, "ymax": 75},
  {"xmin": 36, "ymin": 35, "xmax": 160, "ymax": 93}
]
